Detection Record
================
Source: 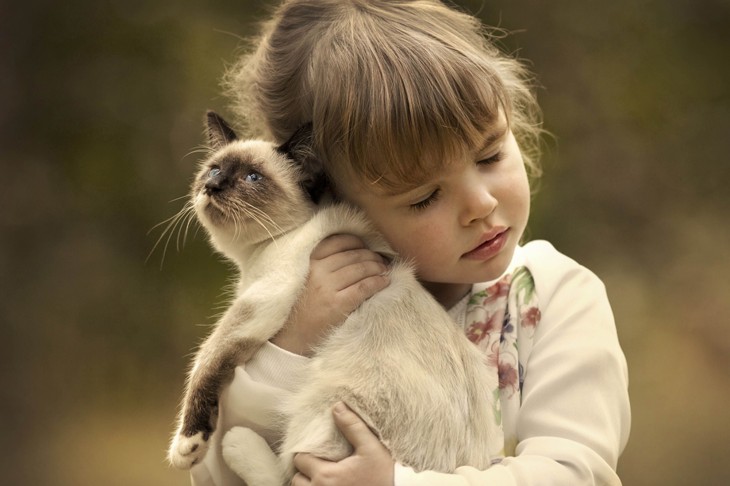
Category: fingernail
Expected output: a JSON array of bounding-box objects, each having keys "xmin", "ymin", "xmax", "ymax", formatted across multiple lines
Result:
[{"xmin": 333, "ymin": 402, "xmax": 346, "ymax": 414}]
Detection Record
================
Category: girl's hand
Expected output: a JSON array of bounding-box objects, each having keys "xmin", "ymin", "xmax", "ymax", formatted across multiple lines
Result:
[
  {"xmin": 271, "ymin": 234, "xmax": 390, "ymax": 356},
  {"xmin": 292, "ymin": 402, "xmax": 395, "ymax": 486}
]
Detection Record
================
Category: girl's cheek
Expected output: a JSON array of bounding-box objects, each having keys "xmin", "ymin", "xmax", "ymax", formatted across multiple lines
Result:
[{"xmin": 388, "ymin": 225, "xmax": 431, "ymax": 260}]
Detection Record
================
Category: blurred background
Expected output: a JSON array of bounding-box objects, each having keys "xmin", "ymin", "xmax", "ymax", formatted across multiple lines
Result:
[{"xmin": 1, "ymin": 0, "xmax": 728, "ymax": 484}]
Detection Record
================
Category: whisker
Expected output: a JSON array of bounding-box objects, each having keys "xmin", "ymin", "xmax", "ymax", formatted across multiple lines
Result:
[
  {"xmin": 235, "ymin": 198, "xmax": 284, "ymax": 237},
  {"xmin": 168, "ymin": 194, "xmax": 190, "ymax": 204},
  {"xmin": 229, "ymin": 199, "xmax": 281, "ymax": 250},
  {"xmin": 147, "ymin": 203, "xmax": 187, "ymax": 235},
  {"xmin": 245, "ymin": 204, "xmax": 281, "ymax": 236},
  {"xmin": 246, "ymin": 209, "xmax": 284, "ymax": 244},
  {"xmin": 181, "ymin": 209, "xmax": 198, "ymax": 249},
  {"xmin": 175, "ymin": 205, "xmax": 196, "ymax": 252},
  {"xmin": 146, "ymin": 204, "xmax": 189, "ymax": 266},
  {"xmin": 181, "ymin": 205, "xmax": 198, "ymax": 250},
  {"xmin": 231, "ymin": 212, "xmax": 240, "ymax": 241},
  {"xmin": 183, "ymin": 144, "xmax": 213, "ymax": 161},
  {"xmin": 146, "ymin": 198, "xmax": 201, "ymax": 269},
  {"xmin": 161, "ymin": 210, "xmax": 188, "ymax": 268}
]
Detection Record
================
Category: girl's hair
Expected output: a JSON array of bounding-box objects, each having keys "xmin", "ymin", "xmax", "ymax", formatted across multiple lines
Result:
[{"xmin": 225, "ymin": 0, "xmax": 543, "ymax": 193}]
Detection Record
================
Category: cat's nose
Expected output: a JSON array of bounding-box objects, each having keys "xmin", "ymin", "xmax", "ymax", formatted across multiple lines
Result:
[{"xmin": 204, "ymin": 174, "xmax": 228, "ymax": 194}]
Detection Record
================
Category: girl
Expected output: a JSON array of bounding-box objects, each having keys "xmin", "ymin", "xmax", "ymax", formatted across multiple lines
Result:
[{"xmin": 191, "ymin": 1, "xmax": 631, "ymax": 484}]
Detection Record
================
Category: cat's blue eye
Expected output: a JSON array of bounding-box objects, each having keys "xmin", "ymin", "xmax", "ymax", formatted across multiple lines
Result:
[
  {"xmin": 245, "ymin": 172, "xmax": 263, "ymax": 183},
  {"xmin": 208, "ymin": 167, "xmax": 221, "ymax": 178}
]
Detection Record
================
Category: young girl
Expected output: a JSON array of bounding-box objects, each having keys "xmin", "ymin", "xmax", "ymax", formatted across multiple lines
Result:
[{"xmin": 190, "ymin": 1, "xmax": 631, "ymax": 484}]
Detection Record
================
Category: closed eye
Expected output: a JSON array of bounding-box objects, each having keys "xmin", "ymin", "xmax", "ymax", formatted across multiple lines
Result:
[
  {"xmin": 410, "ymin": 189, "xmax": 440, "ymax": 211},
  {"xmin": 477, "ymin": 151, "xmax": 504, "ymax": 166}
]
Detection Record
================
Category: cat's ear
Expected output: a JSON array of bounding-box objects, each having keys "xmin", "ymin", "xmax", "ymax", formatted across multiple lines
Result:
[
  {"xmin": 277, "ymin": 123, "xmax": 328, "ymax": 203},
  {"xmin": 277, "ymin": 122, "xmax": 313, "ymax": 162},
  {"xmin": 205, "ymin": 110, "xmax": 238, "ymax": 149}
]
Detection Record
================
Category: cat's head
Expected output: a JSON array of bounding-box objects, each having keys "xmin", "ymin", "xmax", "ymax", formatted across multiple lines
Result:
[{"xmin": 191, "ymin": 111, "xmax": 326, "ymax": 251}]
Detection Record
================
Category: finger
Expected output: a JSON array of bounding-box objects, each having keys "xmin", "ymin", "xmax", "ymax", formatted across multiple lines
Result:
[
  {"xmin": 291, "ymin": 471, "xmax": 310, "ymax": 486},
  {"xmin": 330, "ymin": 259, "xmax": 389, "ymax": 291},
  {"xmin": 336, "ymin": 273, "xmax": 390, "ymax": 311},
  {"xmin": 332, "ymin": 402, "xmax": 378, "ymax": 450},
  {"xmin": 317, "ymin": 247, "xmax": 389, "ymax": 271},
  {"xmin": 311, "ymin": 234, "xmax": 366, "ymax": 260},
  {"xmin": 293, "ymin": 453, "xmax": 328, "ymax": 480}
]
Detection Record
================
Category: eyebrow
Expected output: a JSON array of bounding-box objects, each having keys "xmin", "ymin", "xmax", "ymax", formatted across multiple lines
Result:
[
  {"xmin": 475, "ymin": 124, "xmax": 509, "ymax": 155},
  {"xmin": 375, "ymin": 183, "xmax": 420, "ymax": 198},
  {"xmin": 372, "ymin": 175, "xmax": 432, "ymax": 198}
]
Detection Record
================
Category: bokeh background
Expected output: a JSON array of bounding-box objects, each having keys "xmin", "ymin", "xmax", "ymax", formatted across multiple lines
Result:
[{"xmin": 2, "ymin": 0, "xmax": 728, "ymax": 484}]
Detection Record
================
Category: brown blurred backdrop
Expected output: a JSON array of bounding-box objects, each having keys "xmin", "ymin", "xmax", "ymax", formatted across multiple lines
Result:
[{"xmin": 1, "ymin": 0, "xmax": 728, "ymax": 484}]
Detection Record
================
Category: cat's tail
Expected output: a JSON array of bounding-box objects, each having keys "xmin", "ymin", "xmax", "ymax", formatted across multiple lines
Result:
[{"xmin": 222, "ymin": 427, "xmax": 285, "ymax": 486}]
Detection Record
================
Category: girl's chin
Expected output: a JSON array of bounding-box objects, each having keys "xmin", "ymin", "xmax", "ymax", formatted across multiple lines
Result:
[{"xmin": 469, "ymin": 263, "xmax": 513, "ymax": 285}]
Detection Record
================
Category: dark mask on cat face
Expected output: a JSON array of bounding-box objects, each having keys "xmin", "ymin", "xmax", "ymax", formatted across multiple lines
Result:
[{"xmin": 205, "ymin": 111, "xmax": 327, "ymax": 204}]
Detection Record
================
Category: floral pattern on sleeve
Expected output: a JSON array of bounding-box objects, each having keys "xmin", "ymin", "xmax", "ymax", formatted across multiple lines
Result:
[{"xmin": 464, "ymin": 266, "xmax": 541, "ymax": 460}]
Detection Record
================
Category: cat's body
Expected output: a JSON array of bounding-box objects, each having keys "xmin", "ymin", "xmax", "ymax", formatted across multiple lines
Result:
[{"xmin": 168, "ymin": 112, "xmax": 497, "ymax": 484}]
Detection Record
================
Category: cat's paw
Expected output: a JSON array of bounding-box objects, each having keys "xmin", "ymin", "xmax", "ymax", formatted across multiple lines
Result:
[
  {"xmin": 221, "ymin": 427, "xmax": 261, "ymax": 464},
  {"xmin": 223, "ymin": 427, "xmax": 282, "ymax": 486},
  {"xmin": 168, "ymin": 430, "xmax": 209, "ymax": 470}
]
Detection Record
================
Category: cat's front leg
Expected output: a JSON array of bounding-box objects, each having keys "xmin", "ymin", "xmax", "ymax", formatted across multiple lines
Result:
[
  {"xmin": 222, "ymin": 427, "xmax": 285, "ymax": 486},
  {"xmin": 168, "ymin": 299, "xmax": 262, "ymax": 469},
  {"xmin": 167, "ymin": 353, "xmax": 228, "ymax": 469}
]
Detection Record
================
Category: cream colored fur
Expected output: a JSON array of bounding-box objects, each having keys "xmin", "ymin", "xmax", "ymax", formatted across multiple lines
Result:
[
  {"xmin": 168, "ymin": 124, "xmax": 498, "ymax": 482},
  {"xmin": 221, "ymin": 202, "xmax": 499, "ymax": 483}
]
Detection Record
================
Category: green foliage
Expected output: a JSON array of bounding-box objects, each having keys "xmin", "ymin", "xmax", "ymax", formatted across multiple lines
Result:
[{"xmin": 1, "ymin": 1, "xmax": 728, "ymax": 484}]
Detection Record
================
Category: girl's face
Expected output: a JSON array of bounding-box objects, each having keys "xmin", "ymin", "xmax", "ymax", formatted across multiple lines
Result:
[{"xmin": 338, "ymin": 123, "xmax": 531, "ymax": 307}]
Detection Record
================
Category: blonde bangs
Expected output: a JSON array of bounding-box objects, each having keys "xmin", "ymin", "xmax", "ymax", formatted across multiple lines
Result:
[
  {"xmin": 226, "ymin": 0, "xmax": 544, "ymax": 191},
  {"xmin": 310, "ymin": 4, "xmax": 510, "ymax": 192}
]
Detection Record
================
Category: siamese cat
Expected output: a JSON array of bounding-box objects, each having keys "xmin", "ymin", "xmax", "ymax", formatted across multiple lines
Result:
[{"xmin": 167, "ymin": 111, "xmax": 498, "ymax": 484}]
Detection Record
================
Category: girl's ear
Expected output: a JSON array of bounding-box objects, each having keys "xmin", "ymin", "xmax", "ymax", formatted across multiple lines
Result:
[
  {"xmin": 205, "ymin": 110, "xmax": 238, "ymax": 149},
  {"xmin": 277, "ymin": 123, "xmax": 328, "ymax": 203}
]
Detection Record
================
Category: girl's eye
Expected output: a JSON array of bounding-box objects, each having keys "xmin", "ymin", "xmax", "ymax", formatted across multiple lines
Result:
[
  {"xmin": 477, "ymin": 151, "xmax": 504, "ymax": 165},
  {"xmin": 245, "ymin": 172, "xmax": 263, "ymax": 183},
  {"xmin": 410, "ymin": 189, "xmax": 440, "ymax": 212},
  {"xmin": 208, "ymin": 167, "xmax": 221, "ymax": 178}
]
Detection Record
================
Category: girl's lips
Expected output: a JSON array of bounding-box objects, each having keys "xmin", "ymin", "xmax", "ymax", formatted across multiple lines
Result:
[{"xmin": 462, "ymin": 228, "xmax": 509, "ymax": 260}]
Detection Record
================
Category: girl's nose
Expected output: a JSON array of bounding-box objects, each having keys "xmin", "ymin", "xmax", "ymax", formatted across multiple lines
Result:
[{"xmin": 459, "ymin": 182, "xmax": 498, "ymax": 226}]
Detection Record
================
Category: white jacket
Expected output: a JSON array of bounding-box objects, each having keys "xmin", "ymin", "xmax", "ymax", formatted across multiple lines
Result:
[{"xmin": 191, "ymin": 240, "xmax": 631, "ymax": 486}]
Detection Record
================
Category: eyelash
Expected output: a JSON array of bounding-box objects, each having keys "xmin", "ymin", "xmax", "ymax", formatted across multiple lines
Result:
[
  {"xmin": 410, "ymin": 189, "xmax": 441, "ymax": 212},
  {"xmin": 478, "ymin": 151, "xmax": 504, "ymax": 165}
]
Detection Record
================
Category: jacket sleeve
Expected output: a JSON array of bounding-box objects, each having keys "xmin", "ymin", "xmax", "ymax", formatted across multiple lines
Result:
[
  {"xmin": 190, "ymin": 342, "xmax": 311, "ymax": 486},
  {"xmin": 395, "ymin": 241, "xmax": 631, "ymax": 486}
]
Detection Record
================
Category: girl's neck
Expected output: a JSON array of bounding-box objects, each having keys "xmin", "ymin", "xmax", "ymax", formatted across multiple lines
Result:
[{"xmin": 420, "ymin": 281, "xmax": 472, "ymax": 310}]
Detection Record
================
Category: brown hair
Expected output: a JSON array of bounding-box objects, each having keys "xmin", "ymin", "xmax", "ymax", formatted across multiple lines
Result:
[{"xmin": 226, "ymin": 0, "xmax": 543, "ymax": 192}]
